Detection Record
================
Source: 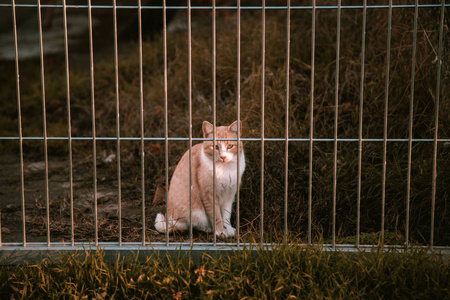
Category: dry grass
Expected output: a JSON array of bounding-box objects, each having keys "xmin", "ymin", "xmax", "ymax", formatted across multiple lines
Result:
[
  {"xmin": 0, "ymin": 242, "xmax": 449, "ymax": 299},
  {"xmin": 0, "ymin": 1, "xmax": 449, "ymax": 245}
]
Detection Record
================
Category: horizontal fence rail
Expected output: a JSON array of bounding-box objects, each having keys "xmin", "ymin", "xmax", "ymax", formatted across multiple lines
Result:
[
  {"xmin": 0, "ymin": 1, "xmax": 448, "ymax": 262},
  {"xmin": 2, "ymin": 137, "xmax": 450, "ymax": 142},
  {"xmin": 1, "ymin": 4, "xmax": 449, "ymax": 9}
]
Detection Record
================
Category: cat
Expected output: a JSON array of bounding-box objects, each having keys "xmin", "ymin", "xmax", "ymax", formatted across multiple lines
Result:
[{"xmin": 154, "ymin": 120, "xmax": 245, "ymax": 238}]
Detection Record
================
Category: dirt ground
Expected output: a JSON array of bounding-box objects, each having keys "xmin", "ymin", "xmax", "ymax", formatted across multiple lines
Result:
[{"xmin": 0, "ymin": 152, "xmax": 233, "ymax": 245}]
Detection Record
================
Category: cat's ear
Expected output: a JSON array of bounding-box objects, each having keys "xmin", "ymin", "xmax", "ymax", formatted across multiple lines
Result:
[
  {"xmin": 228, "ymin": 120, "xmax": 242, "ymax": 135},
  {"xmin": 202, "ymin": 121, "xmax": 214, "ymax": 138}
]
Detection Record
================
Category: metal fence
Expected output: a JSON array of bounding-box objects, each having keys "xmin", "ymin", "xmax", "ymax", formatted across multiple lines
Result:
[{"xmin": 0, "ymin": 0, "xmax": 449, "ymax": 262}]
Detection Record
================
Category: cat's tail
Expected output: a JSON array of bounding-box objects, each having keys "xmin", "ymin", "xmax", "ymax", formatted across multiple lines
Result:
[
  {"xmin": 154, "ymin": 213, "xmax": 187, "ymax": 234},
  {"xmin": 154, "ymin": 213, "xmax": 167, "ymax": 233}
]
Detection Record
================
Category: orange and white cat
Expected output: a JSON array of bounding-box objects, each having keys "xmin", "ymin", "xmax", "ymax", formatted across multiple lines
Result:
[{"xmin": 154, "ymin": 120, "xmax": 245, "ymax": 238}]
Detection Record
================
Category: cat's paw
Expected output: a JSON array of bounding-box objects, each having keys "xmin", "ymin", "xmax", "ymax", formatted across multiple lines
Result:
[
  {"xmin": 203, "ymin": 227, "xmax": 213, "ymax": 233},
  {"xmin": 216, "ymin": 230, "xmax": 233, "ymax": 238},
  {"xmin": 215, "ymin": 225, "xmax": 235, "ymax": 238},
  {"xmin": 224, "ymin": 225, "xmax": 236, "ymax": 237}
]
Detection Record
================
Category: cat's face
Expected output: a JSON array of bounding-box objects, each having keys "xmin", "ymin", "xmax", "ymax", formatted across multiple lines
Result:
[{"xmin": 202, "ymin": 121, "xmax": 243, "ymax": 164}]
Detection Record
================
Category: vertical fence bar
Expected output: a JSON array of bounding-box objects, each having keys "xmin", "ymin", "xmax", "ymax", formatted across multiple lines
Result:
[
  {"xmin": 11, "ymin": 0, "xmax": 26, "ymax": 247},
  {"xmin": 260, "ymin": 0, "xmax": 265, "ymax": 244},
  {"xmin": 62, "ymin": 0, "xmax": 74, "ymax": 247},
  {"xmin": 381, "ymin": 0, "xmax": 393, "ymax": 245},
  {"xmin": 188, "ymin": 0, "xmax": 193, "ymax": 246},
  {"xmin": 37, "ymin": 0, "xmax": 51, "ymax": 247},
  {"xmin": 87, "ymin": 0, "xmax": 98, "ymax": 246},
  {"xmin": 236, "ymin": 0, "xmax": 241, "ymax": 246},
  {"xmin": 405, "ymin": 0, "xmax": 419, "ymax": 247},
  {"xmin": 284, "ymin": 0, "xmax": 291, "ymax": 241},
  {"xmin": 0, "ymin": 185, "xmax": 2, "ymax": 241},
  {"xmin": 212, "ymin": 0, "xmax": 217, "ymax": 246},
  {"xmin": 356, "ymin": 0, "xmax": 367, "ymax": 248},
  {"xmin": 430, "ymin": 1, "xmax": 445, "ymax": 250},
  {"xmin": 163, "ymin": 0, "xmax": 170, "ymax": 247},
  {"xmin": 137, "ymin": 0, "xmax": 146, "ymax": 247},
  {"xmin": 113, "ymin": 0, "xmax": 122, "ymax": 246},
  {"xmin": 332, "ymin": 0, "xmax": 342, "ymax": 248},
  {"xmin": 308, "ymin": 0, "xmax": 316, "ymax": 246}
]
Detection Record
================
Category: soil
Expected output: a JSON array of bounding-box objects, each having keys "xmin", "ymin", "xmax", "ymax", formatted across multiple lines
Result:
[{"xmin": 0, "ymin": 153, "xmax": 229, "ymax": 245}]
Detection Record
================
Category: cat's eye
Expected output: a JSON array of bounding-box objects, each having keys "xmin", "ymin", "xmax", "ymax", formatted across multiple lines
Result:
[{"xmin": 227, "ymin": 144, "xmax": 234, "ymax": 149}]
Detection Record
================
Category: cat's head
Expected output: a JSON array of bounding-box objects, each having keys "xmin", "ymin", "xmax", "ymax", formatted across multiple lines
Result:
[{"xmin": 202, "ymin": 120, "xmax": 243, "ymax": 164}]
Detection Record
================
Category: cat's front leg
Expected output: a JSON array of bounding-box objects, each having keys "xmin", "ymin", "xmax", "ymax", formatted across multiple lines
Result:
[
  {"xmin": 199, "ymin": 189, "xmax": 226, "ymax": 234},
  {"xmin": 220, "ymin": 192, "xmax": 236, "ymax": 237},
  {"xmin": 210, "ymin": 198, "xmax": 235, "ymax": 238}
]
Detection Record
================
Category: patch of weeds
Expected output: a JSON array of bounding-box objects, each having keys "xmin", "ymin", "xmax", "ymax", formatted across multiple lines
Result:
[{"xmin": 0, "ymin": 241, "xmax": 449, "ymax": 299}]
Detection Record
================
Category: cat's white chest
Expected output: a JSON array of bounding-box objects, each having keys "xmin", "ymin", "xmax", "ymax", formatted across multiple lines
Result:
[
  {"xmin": 201, "ymin": 149, "xmax": 245, "ymax": 194},
  {"xmin": 215, "ymin": 162, "xmax": 239, "ymax": 193}
]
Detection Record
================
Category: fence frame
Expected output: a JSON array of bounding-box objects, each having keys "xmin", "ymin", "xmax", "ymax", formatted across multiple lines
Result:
[{"xmin": 0, "ymin": 1, "xmax": 448, "ymax": 263}]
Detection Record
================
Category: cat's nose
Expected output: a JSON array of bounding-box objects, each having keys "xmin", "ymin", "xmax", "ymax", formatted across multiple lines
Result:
[{"xmin": 220, "ymin": 155, "xmax": 227, "ymax": 161}]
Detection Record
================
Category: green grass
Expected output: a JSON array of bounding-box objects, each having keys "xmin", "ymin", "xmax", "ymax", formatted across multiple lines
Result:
[{"xmin": 0, "ymin": 241, "xmax": 448, "ymax": 299}]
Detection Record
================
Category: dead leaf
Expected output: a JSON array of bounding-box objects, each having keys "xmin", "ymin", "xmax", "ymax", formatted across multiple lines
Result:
[
  {"xmin": 173, "ymin": 291, "xmax": 183, "ymax": 300},
  {"xmin": 153, "ymin": 186, "xmax": 167, "ymax": 204},
  {"xmin": 146, "ymin": 143, "xmax": 162, "ymax": 155},
  {"xmin": 153, "ymin": 176, "xmax": 168, "ymax": 204}
]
